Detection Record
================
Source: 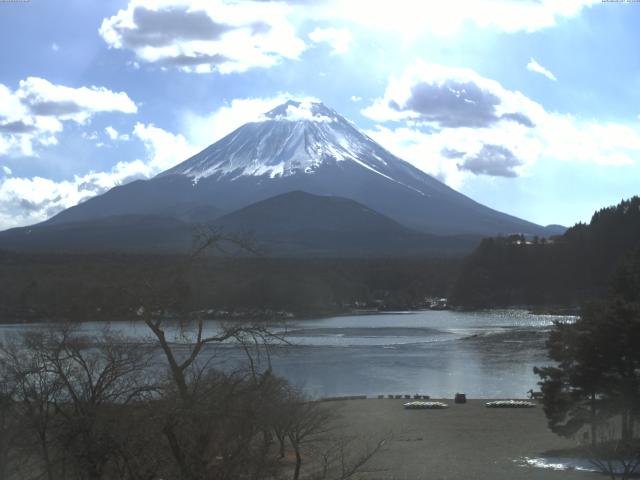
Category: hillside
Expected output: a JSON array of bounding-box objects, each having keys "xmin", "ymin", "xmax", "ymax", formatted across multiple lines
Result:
[
  {"xmin": 213, "ymin": 191, "xmax": 481, "ymax": 256},
  {"xmin": 0, "ymin": 191, "xmax": 481, "ymax": 256},
  {"xmin": 450, "ymin": 196, "xmax": 640, "ymax": 308}
]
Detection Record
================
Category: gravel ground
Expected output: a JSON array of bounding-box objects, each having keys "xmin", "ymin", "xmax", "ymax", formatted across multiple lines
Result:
[{"xmin": 330, "ymin": 398, "xmax": 602, "ymax": 480}]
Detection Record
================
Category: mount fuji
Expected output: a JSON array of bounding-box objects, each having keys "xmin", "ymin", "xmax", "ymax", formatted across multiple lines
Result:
[{"xmin": 0, "ymin": 101, "xmax": 560, "ymax": 255}]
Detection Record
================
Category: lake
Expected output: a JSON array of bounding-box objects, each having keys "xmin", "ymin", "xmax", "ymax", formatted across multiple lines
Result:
[{"xmin": 0, "ymin": 309, "xmax": 574, "ymax": 399}]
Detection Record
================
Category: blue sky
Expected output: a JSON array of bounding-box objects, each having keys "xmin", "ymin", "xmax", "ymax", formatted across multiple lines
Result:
[{"xmin": 1, "ymin": 0, "xmax": 639, "ymax": 229}]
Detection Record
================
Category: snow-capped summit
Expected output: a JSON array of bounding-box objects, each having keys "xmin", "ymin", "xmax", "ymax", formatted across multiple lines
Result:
[
  {"xmin": 42, "ymin": 100, "xmax": 551, "ymax": 238},
  {"xmin": 263, "ymin": 100, "xmax": 339, "ymax": 122},
  {"xmin": 161, "ymin": 100, "xmax": 427, "ymax": 189}
]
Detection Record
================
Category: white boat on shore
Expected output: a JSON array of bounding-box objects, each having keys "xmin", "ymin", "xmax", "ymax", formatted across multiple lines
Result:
[
  {"xmin": 404, "ymin": 401, "xmax": 449, "ymax": 409},
  {"xmin": 485, "ymin": 400, "xmax": 535, "ymax": 408}
]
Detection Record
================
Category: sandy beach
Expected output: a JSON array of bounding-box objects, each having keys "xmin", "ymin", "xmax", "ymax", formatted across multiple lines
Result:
[{"xmin": 329, "ymin": 398, "xmax": 601, "ymax": 480}]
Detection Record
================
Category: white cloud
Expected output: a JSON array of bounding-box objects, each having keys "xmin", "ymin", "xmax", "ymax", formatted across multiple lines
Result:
[
  {"xmin": 362, "ymin": 61, "xmax": 640, "ymax": 187},
  {"xmin": 181, "ymin": 94, "xmax": 316, "ymax": 148},
  {"xmin": 0, "ymin": 161, "xmax": 150, "ymax": 230},
  {"xmin": 526, "ymin": 57, "xmax": 557, "ymax": 81},
  {"xmin": 0, "ymin": 121, "xmax": 197, "ymax": 230},
  {"xmin": 51, "ymin": 43, "xmax": 60, "ymax": 52},
  {"xmin": 1, "ymin": 166, "xmax": 11, "ymax": 176},
  {"xmin": 282, "ymin": 103, "xmax": 318, "ymax": 121},
  {"xmin": 96, "ymin": 0, "xmax": 594, "ymax": 76},
  {"xmin": 362, "ymin": 61, "xmax": 540, "ymax": 128},
  {"xmin": 133, "ymin": 122, "xmax": 197, "ymax": 171},
  {"xmin": 0, "ymin": 77, "xmax": 137, "ymax": 157},
  {"xmin": 350, "ymin": 95, "xmax": 362, "ymax": 102},
  {"xmin": 100, "ymin": 0, "xmax": 306, "ymax": 73},
  {"xmin": 17, "ymin": 77, "xmax": 137, "ymax": 122},
  {"xmin": 308, "ymin": 26, "xmax": 352, "ymax": 55},
  {"xmin": 307, "ymin": 0, "xmax": 597, "ymax": 37},
  {"xmin": 273, "ymin": 101, "xmax": 334, "ymax": 122},
  {"xmin": 82, "ymin": 131, "xmax": 99, "ymax": 141},
  {"xmin": 105, "ymin": 126, "xmax": 119, "ymax": 140},
  {"xmin": 105, "ymin": 126, "xmax": 130, "ymax": 141}
]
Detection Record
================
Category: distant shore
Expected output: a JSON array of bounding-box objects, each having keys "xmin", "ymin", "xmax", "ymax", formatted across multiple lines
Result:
[
  {"xmin": 330, "ymin": 398, "xmax": 600, "ymax": 480},
  {"xmin": 0, "ymin": 303, "xmax": 581, "ymax": 325}
]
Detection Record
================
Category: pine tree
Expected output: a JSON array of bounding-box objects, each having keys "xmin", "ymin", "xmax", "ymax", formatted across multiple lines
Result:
[{"xmin": 535, "ymin": 247, "xmax": 640, "ymax": 447}]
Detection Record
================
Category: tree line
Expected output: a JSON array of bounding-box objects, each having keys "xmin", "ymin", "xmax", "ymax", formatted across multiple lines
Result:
[
  {"xmin": 451, "ymin": 196, "xmax": 640, "ymax": 309},
  {"xmin": 0, "ymin": 252, "xmax": 459, "ymax": 322}
]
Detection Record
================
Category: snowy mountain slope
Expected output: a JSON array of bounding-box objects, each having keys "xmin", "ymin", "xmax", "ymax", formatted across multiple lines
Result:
[
  {"xmin": 161, "ymin": 101, "xmax": 438, "ymax": 196},
  {"xmin": 43, "ymin": 100, "xmax": 548, "ymax": 237}
]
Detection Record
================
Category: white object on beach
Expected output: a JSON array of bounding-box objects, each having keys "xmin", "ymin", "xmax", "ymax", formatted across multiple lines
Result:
[
  {"xmin": 404, "ymin": 401, "xmax": 448, "ymax": 409},
  {"xmin": 485, "ymin": 400, "xmax": 536, "ymax": 408}
]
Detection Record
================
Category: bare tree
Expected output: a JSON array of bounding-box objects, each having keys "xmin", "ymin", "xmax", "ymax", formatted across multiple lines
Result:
[
  {"xmin": 132, "ymin": 231, "xmax": 296, "ymax": 479},
  {"xmin": 46, "ymin": 328, "xmax": 155, "ymax": 478},
  {"xmin": 312, "ymin": 434, "xmax": 388, "ymax": 480},
  {"xmin": 0, "ymin": 331, "xmax": 65, "ymax": 480},
  {"xmin": 0, "ymin": 380, "xmax": 21, "ymax": 480},
  {"xmin": 0, "ymin": 326, "xmax": 158, "ymax": 480},
  {"xmin": 284, "ymin": 394, "xmax": 336, "ymax": 480}
]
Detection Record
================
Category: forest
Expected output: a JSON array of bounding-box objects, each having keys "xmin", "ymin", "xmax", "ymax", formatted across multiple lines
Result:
[
  {"xmin": 0, "ymin": 251, "xmax": 459, "ymax": 322},
  {"xmin": 3, "ymin": 196, "xmax": 640, "ymax": 322},
  {"xmin": 451, "ymin": 196, "xmax": 640, "ymax": 309}
]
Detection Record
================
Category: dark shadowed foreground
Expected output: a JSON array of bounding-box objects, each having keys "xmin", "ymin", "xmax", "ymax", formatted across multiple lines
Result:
[{"xmin": 0, "ymin": 325, "xmax": 389, "ymax": 480}]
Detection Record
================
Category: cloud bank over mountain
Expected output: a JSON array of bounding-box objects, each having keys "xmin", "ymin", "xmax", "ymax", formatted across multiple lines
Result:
[
  {"xmin": 100, "ymin": 0, "xmax": 306, "ymax": 73},
  {"xmin": 362, "ymin": 61, "xmax": 640, "ymax": 188}
]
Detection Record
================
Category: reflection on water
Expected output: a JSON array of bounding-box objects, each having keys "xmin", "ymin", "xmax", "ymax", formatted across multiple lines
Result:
[
  {"xmin": 519, "ymin": 456, "xmax": 604, "ymax": 473},
  {"xmin": 0, "ymin": 309, "xmax": 575, "ymax": 399}
]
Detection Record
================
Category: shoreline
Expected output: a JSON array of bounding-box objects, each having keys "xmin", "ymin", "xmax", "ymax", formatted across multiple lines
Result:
[
  {"xmin": 320, "ymin": 395, "xmax": 538, "ymax": 402},
  {"xmin": 0, "ymin": 305, "xmax": 580, "ymax": 325}
]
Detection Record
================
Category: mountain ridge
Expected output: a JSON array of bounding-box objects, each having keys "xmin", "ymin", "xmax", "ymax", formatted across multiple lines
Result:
[
  {"xmin": 42, "ymin": 100, "xmax": 551, "ymax": 238},
  {"xmin": 0, "ymin": 191, "xmax": 481, "ymax": 256},
  {"xmin": 213, "ymin": 190, "xmax": 482, "ymax": 256}
]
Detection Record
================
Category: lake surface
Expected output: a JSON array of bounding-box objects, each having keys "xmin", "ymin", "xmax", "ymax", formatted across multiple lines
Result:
[{"xmin": 0, "ymin": 309, "xmax": 574, "ymax": 399}]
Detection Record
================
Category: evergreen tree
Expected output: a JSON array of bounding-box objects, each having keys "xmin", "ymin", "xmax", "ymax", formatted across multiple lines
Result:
[
  {"xmin": 452, "ymin": 196, "xmax": 640, "ymax": 309},
  {"xmin": 534, "ymin": 311, "xmax": 609, "ymax": 445},
  {"xmin": 535, "ymin": 249, "xmax": 640, "ymax": 447}
]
